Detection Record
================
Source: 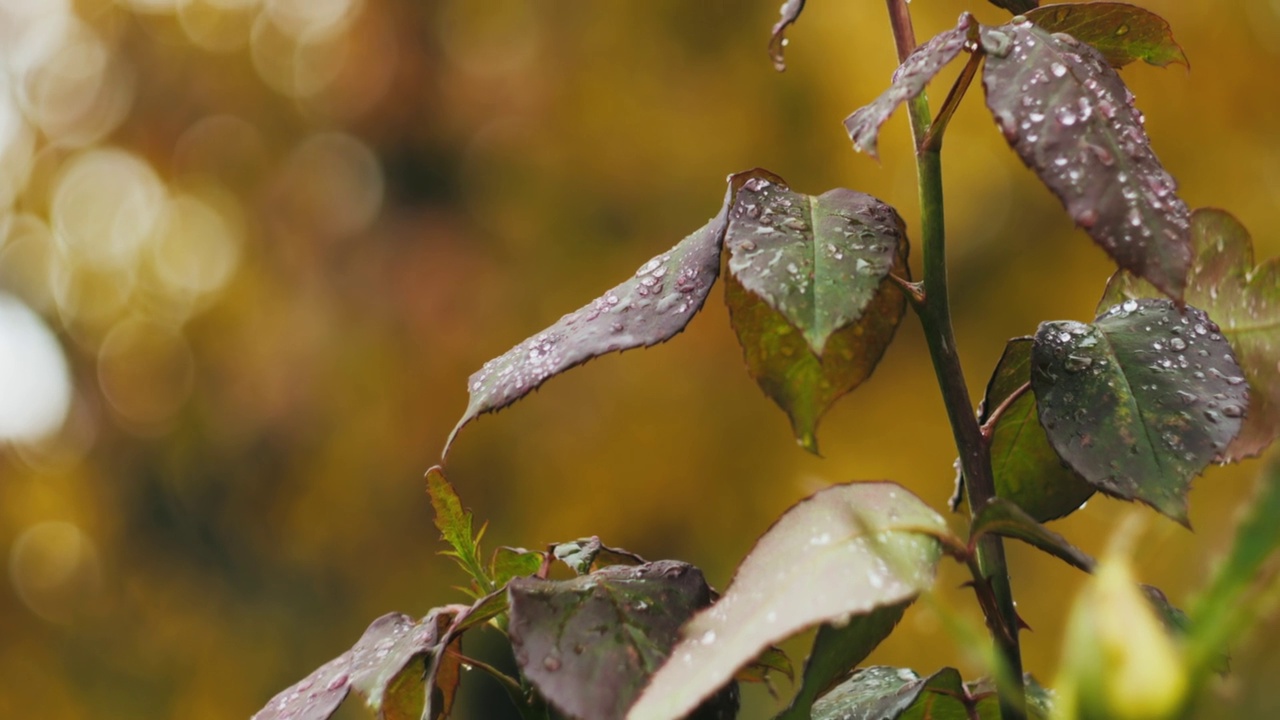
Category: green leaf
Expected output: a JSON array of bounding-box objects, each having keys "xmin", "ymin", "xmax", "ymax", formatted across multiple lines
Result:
[
  {"xmin": 971, "ymin": 498, "xmax": 1096, "ymax": 573},
  {"xmin": 1100, "ymin": 208, "xmax": 1280, "ymax": 461},
  {"xmin": 968, "ymin": 674, "xmax": 1056, "ymax": 719},
  {"xmin": 735, "ymin": 644, "xmax": 794, "ymax": 689},
  {"xmin": 809, "ymin": 666, "xmax": 967, "ymax": 720},
  {"xmin": 445, "ymin": 170, "xmax": 785, "ymax": 457},
  {"xmin": 988, "ymin": 1, "xmax": 1040, "ymax": 15},
  {"xmin": 1025, "ymin": 3, "xmax": 1188, "ymax": 69},
  {"xmin": 775, "ymin": 603, "xmax": 909, "ymax": 720},
  {"xmin": 1031, "ymin": 299, "xmax": 1247, "ymax": 523},
  {"xmin": 768, "ymin": 0, "xmax": 806, "ymax": 72},
  {"xmin": 508, "ymin": 561, "xmax": 735, "ymax": 720},
  {"xmin": 1188, "ymin": 456, "xmax": 1280, "ymax": 681},
  {"xmin": 426, "ymin": 466, "xmax": 491, "ymax": 595},
  {"xmin": 724, "ymin": 177, "xmax": 910, "ymax": 452},
  {"xmin": 552, "ymin": 536, "xmax": 647, "ymax": 575},
  {"xmin": 491, "ymin": 546, "xmax": 544, "ymax": 588},
  {"xmin": 980, "ymin": 337, "xmax": 1095, "ymax": 522},
  {"xmin": 628, "ymin": 482, "xmax": 952, "ymax": 720},
  {"xmin": 843, "ymin": 13, "xmax": 978, "ymax": 159},
  {"xmin": 983, "ymin": 19, "xmax": 1191, "ymax": 301}
]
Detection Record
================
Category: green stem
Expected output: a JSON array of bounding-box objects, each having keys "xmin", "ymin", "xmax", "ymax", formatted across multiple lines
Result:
[{"xmin": 882, "ymin": 2, "xmax": 1026, "ymax": 718}]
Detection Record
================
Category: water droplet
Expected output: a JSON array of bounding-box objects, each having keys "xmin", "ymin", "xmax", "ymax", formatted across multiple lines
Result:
[
  {"xmin": 1050, "ymin": 62, "xmax": 1067, "ymax": 78},
  {"xmin": 1122, "ymin": 299, "xmax": 1139, "ymax": 313},
  {"xmin": 1116, "ymin": 24, "xmax": 1130, "ymax": 36},
  {"xmin": 544, "ymin": 656, "xmax": 561, "ymax": 671},
  {"xmin": 1169, "ymin": 337, "xmax": 1187, "ymax": 351},
  {"xmin": 700, "ymin": 630, "xmax": 717, "ymax": 645},
  {"xmin": 1222, "ymin": 405, "xmax": 1243, "ymax": 418}
]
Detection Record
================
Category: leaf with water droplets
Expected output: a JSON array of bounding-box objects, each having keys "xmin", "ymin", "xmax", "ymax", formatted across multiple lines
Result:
[
  {"xmin": 552, "ymin": 536, "xmax": 647, "ymax": 575},
  {"xmin": 445, "ymin": 171, "xmax": 784, "ymax": 458},
  {"xmin": 1025, "ymin": 3, "xmax": 1188, "ymax": 69},
  {"xmin": 724, "ymin": 177, "xmax": 909, "ymax": 452},
  {"xmin": 843, "ymin": 13, "xmax": 977, "ymax": 159},
  {"xmin": 1031, "ymin": 299, "xmax": 1247, "ymax": 523},
  {"xmin": 508, "ymin": 561, "xmax": 735, "ymax": 720},
  {"xmin": 627, "ymin": 482, "xmax": 952, "ymax": 720},
  {"xmin": 1100, "ymin": 208, "xmax": 1280, "ymax": 462},
  {"xmin": 983, "ymin": 20, "xmax": 1191, "ymax": 300},
  {"xmin": 809, "ymin": 666, "xmax": 967, "ymax": 720},
  {"xmin": 768, "ymin": 0, "xmax": 806, "ymax": 72},
  {"xmin": 971, "ymin": 498, "xmax": 1096, "ymax": 573},
  {"xmin": 969, "ymin": 674, "xmax": 1056, "ymax": 718},
  {"xmin": 980, "ymin": 337, "xmax": 1095, "ymax": 522},
  {"xmin": 774, "ymin": 603, "xmax": 909, "ymax": 720}
]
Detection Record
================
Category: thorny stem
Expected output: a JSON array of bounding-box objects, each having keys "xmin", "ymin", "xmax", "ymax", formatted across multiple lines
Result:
[{"xmin": 883, "ymin": 2, "xmax": 1026, "ymax": 718}]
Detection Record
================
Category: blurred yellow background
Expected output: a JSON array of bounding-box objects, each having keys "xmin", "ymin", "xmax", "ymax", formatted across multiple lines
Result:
[{"xmin": 1, "ymin": 1, "xmax": 1278, "ymax": 718}]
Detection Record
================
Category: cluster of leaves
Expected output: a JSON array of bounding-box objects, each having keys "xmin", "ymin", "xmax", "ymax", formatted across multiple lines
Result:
[{"xmin": 259, "ymin": 1, "xmax": 1280, "ymax": 719}]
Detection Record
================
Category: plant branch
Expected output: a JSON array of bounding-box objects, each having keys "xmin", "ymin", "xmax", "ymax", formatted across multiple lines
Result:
[
  {"xmin": 980, "ymin": 381, "xmax": 1031, "ymax": 441},
  {"xmin": 923, "ymin": 50, "xmax": 983, "ymax": 154},
  {"xmin": 884, "ymin": 2, "xmax": 1026, "ymax": 718}
]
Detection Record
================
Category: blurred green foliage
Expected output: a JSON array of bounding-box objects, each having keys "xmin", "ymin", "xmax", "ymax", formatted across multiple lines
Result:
[{"xmin": 2, "ymin": 1, "xmax": 1280, "ymax": 718}]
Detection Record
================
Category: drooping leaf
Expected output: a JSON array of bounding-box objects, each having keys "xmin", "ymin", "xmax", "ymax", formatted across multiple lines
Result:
[
  {"xmin": 1025, "ymin": 3, "xmax": 1188, "ymax": 69},
  {"xmin": 1100, "ymin": 208, "xmax": 1280, "ymax": 461},
  {"xmin": 1031, "ymin": 299, "xmax": 1247, "ymax": 523},
  {"xmin": 426, "ymin": 466, "xmax": 491, "ymax": 595},
  {"xmin": 775, "ymin": 603, "xmax": 909, "ymax": 720},
  {"xmin": 508, "ymin": 561, "xmax": 735, "ymax": 720},
  {"xmin": 1187, "ymin": 456, "xmax": 1280, "ymax": 681},
  {"xmin": 491, "ymin": 546, "xmax": 545, "ymax": 588},
  {"xmin": 444, "ymin": 170, "xmax": 784, "ymax": 457},
  {"xmin": 843, "ymin": 13, "xmax": 977, "ymax": 159},
  {"xmin": 809, "ymin": 666, "xmax": 967, "ymax": 720},
  {"xmin": 970, "ymin": 498, "xmax": 1096, "ymax": 573},
  {"xmin": 768, "ymin": 0, "xmax": 806, "ymax": 72},
  {"xmin": 628, "ymin": 482, "xmax": 951, "ymax": 720},
  {"xmin": 252, "ymin": 610, "xmax": 461, "ymax": 720},
  {"xmin": 983, "ymin": 19, "xmax": 1191, "ymax": 301},
  {"xmin": 980, "ymin": 337, "xmax": 1095, "ymax": 522},
  {"xmin": 724, "ymin": 177, "xmax": 909, "ymax": 452},
  {"xmin": 988, "ymin": 1, "xmax": 1040, "ymax": 15},
  {"xmin": 552, "ymin": 536, "xmax": 647, "ymax": 575}
]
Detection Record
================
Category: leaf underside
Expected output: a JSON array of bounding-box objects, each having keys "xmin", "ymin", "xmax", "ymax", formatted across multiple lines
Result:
[
  {"xmin": 1025, "ymin": 2, "xmax": 1188, "ymax": 69},
  {"xmin": 1100, "ymin": 208, "xmax": 1280, "ymax": 462},
  {"xmin": 971, "ymin": 497, "xmax": 1096, "ymax": 573},
  {"xmin": 843, "ymin": 12, "xmax": 977, "ymax": 160},
  {"xmin": 981, "ymin": 337, "xmax": 1095, "ymax": 522},
  {"xmin": 983, "ymin": 20, "xmax": 1191, "ymax": 301},
  {"xmin": 628, "ymin": 482, "xmax": 949, "ymax": 720},
  {"xmin": 769, "ymin": 0, "xmax": 807, "ymax": 72},
  {"xmin": 724, "ymin": 177, "xmax": 909, "ymax": 452},
  {"xmin": 508, "ymin": 561, "xmax": 733, "ymax": 720},
  {"xmin": 988, "ymin": 1, "xmax": 1041, "ymax": 16},
  {"xmin": 1031, "ymin": 299, "xmax": 1247, "ymax": 523}
]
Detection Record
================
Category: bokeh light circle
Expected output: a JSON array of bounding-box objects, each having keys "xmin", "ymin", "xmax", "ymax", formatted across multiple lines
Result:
[
  {"xmin": 0, "ymin": 293, "xmax": 72, "ymax": 442},
  {"xmin": 8, "ymin": 521, "xmax": 101, "ymax": 624}
]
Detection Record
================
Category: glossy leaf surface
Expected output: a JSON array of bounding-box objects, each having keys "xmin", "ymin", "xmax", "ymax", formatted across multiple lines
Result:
[
  {"xmin": 508, "ymin": 561, "xmax": 729, "ymax": 720},
  {"xmin": 628, "ymin": 482, "xmax": 949, "ymax": 720},
  {"xmin": 971, "ymin": 498, "xmax": 1095, "ymax": 573},
  {"xmin": 810, "ymin": 666, "xmax": 966, "ymax": 720},
  {"xmin": 769, "ymin": 0, "xmax": 806, "ymax": 71},
  {"xmin": 724, "ymin": 177, "xmax": 909, "ymax": 451},
  {"xmin": 983, "ymin": 20, "xmax": 1191, "ymax": 300},
  {"xmin": 1032, "ymin": 299, "xmax": 1247, "ymax": 523},
  {"xmin": 981, "ymin": 337, "xmax": 1095, "ymax": 521},
  {"xmin": 1025, "ymin": 3, "xmax": 1188, "ymax": 68},
  {"xmin": 843, "ymin": 13, "xmax": 976, "ymax": 159},
  {"xmin": 1101, "ymin": 208, "xmax": 1280, "ymax": 461},
  {"xmin": 775, "ymin": 603, "xmax": 909, "ymax": 720}
]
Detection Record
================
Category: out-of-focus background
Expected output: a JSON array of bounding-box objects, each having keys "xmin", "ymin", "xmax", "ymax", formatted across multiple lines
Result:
[{"xmin": 1, "ymin": 0, "xmax": 1278, "ymax": 717}]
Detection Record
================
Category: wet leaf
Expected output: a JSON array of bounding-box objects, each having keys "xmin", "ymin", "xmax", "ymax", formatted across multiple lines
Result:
[
  {"xmin": 971, "ymin": 498, "xmax": 1096, "ymax": 573},
  {"xmin": 1031, "ymin": 299, "xmax": 1247, "ymax": 523},
  {"xmin": 768, "ymin": 0, "xmax": 806, "ymax": 72},
  {"xmin": 988, "ymin": 1, "xmax": 1040, "ymax": 15},
  {"xmin": 444, "ymin": 170, "xmax": 783, "ymax": 457},
  {"xmin": 1100, "ymin": 208, "xmax": 1280, "ymax": 461},
  {"xmin": 843, "ymin": 13, "xmax": 977, "ymax": 159},
  {"xmin": 491, "ymin": 546, "xmax": 545, "ymax": 588},
  {"xmin": 552, "ymin": 536, "xmax": 647, "ymax": 575},
  {"xmin": 724, "ymin": 177, "xmax": 909, "ymax": 452},
  {"xmin": 508, "ymin": 561, "xmax": 733, "ymax": 720},
  {"xmin": 775, "ymin": 603, "xmax": 909, "ymax": 720},
  {"xmin": 980, "ymin": 337, "xmax": 1095, "ymax": 522},
  {"xmin": 426, "ymin": 466, "xmax": 491, "ymax": 595},
  {"xmin": 809, "ymin": 666, "xmax": 967, "ymax": 720},
  {"xmin": 1025, "ymin": 3, "xmax": 1188, "ymax": 69},
  {"xmin": 252, "ymin": 610, "xmax": 459, "ymax": 720},
  {"xmin": 628, "ymin": 482, "xmax": 950, "ymax": 720},
  {"xmin": 968, "ymin": 674, "xmax": 1056, "ymax": 719},
  {"xmin": 983, "ymin": 19, "xmax": 1191, "ymax": 301}
]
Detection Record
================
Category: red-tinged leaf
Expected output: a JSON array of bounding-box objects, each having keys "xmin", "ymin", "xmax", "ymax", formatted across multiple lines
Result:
[
  {"xmin": 843, "ymin": 13, "xmax": 978, "ymax": 159},
  {"xmin": 769, "ymin": 0, "xmax": 806, "ymax": 72},
  {"xmin": 426, "ymin": 466, "xmax": 491, "ymax": 595},
  {"xmin": 1026, "ymin": 3, "xmax": 1188, "ymax": 69},
  {"xmin": 724, "ymin": 176, "xmax": 909, "ymax": 452},
  {"xmin": 445, "ymin": 170, "xmax": 783, "ymax": 457},
  {"xmin": 1100, "ymin": 208, "xmax": 1280, "ymax": 462},
  {"xmin": 628, "ymin": 482, "xmax": 952, "ymax": 720},
  {"xmin": 1031, "ymin": 299, "xmax": 1247, "ymax": 524},
  {"xmin": 983, "ymin": 19, "xmax": 1191, "ymax": 301}
]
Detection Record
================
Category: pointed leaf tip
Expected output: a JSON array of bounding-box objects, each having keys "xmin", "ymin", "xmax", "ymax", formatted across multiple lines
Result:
[
  {"xmin": 983, "ymin": 20, "xmax": 1191, "ymax": 302},
  {"xmin": 768, "ymin": 0, "xmax": 806, "ymax": 72}
]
